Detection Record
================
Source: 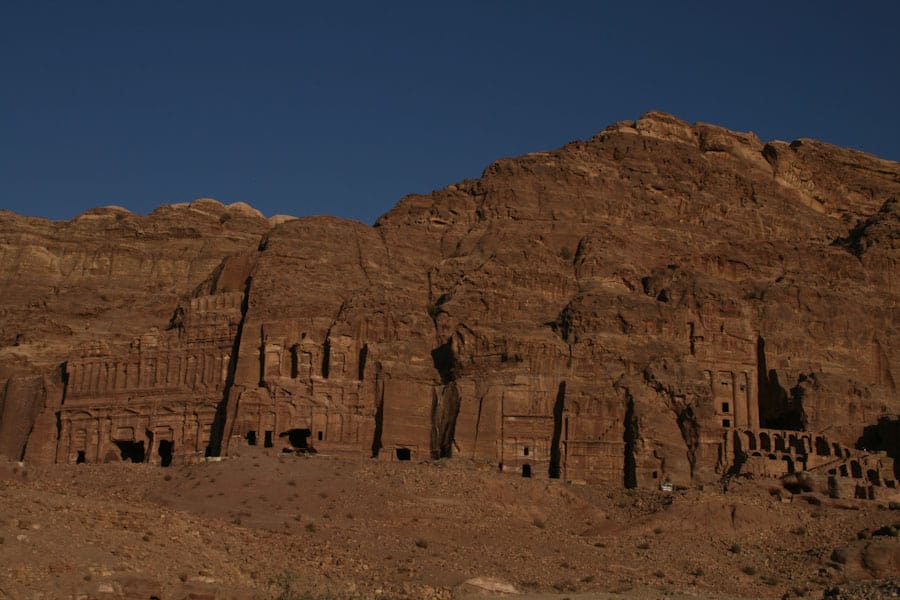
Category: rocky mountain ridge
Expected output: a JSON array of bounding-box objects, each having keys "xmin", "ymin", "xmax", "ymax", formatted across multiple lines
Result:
[{"xmin": 1, "ymin": 112, "xmax": 898, "ymax": 497}]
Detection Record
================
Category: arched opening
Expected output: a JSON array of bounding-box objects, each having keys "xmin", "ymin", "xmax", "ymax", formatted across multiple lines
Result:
[
  {"xmin": 774, "ymin": 435, "xmax": 786, "ymax": 452},
  {"xmin": 759, "ymin": 432, "xmax": 771, "ymax": 451},
  {"xmin": 158, "ymin": 440, "xmax": 173, "ymax": 467},
  {"xmin": 744, "ymin": 431, "xmax": 757, "ymax": 451},
  {"xmin": 114, "ymin": 441, "xmax": 145, "ymax": 463},
  {"xmin": 866, "ymin": 469, "xmax": 880, "ymax": 485},
  {"xmin": 522, "ymin": 464, "xmax": 532, "ymax": 478},
  {"xmin": 782, "ymin": 456, "xmax": 794, "ymax": 474}
]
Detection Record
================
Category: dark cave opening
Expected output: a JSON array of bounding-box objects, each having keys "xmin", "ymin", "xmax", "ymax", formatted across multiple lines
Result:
[
  {"xmin": 281, "ymin": 428, "xmax": 312, "ymax": 449},
  {"xmin": 114, "ymin": 441, "xmax": 145, "ymax": 463},
  {"xmin": 431, "ymin": 340, "xmax": 454, "ymax": 385},
  {"xmin": 157, "ymin": 440, "xmax": 173, "ymax": 467}
]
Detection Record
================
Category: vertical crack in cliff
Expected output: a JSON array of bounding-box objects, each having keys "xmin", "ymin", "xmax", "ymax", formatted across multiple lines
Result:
[
  {"xmin": 371, "ymin": 372, "xmax": 384, "ymax": 458},
  {"xmin": 354, "ymin": 231, "xmax": 372, "ymax": 285},
  {"xmin": 676, "ymin": 406, "xmax": 699, "ymax": 479},
  {"xmin": 435, "ymin": 382, "xmax": 461, "ymax": 458},
  {"xmin": 429, "ymin": 387, "xmax": 440, "ymax": 459},
  {"xmin": 357, "ymin": 344, "xmax": 368, "ymax": 381},
  {"xmin": 18, "ymin": 377, "xmax": 49, "ymax": 461},
  {"xmin": 643, "ymin": 366, "xmax": 700, "ymax": 481},
  {"xmin": 321, "ymin": 338, "xmax": 331, "ymax": 379},
  {"xmin": 257, "ymin": 325, "xmax": 266, "ymax": 385},
  {"xmin": 205, "ymin": 275, "xmax": 252, "ymax": 457},
  {"xmin": 623, "ymin": 389, "xmax": 638, "ymax": 489},
  {"xmin": 430, "ymin": 338, "xmax": 461, "ymax": 459},
  {"xmin": 472, "ymin": 392, "xmax": 484, "ymax": 458},
  {"xmin": 549, "ymin": 381, "xmax": 565, "ymax": 478},
  {"xmin": 321, "ymin": 301, "xmax": 348, "ymax": 381}
]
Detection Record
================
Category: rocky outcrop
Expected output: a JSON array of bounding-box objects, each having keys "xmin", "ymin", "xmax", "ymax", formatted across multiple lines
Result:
[
  {"xmin": 1, "ymin": 113, "xmax": 898, "ymax": 495},
  {"xmin": 0, "ymin": 199, "xmax": 274, "ymax": 459}
]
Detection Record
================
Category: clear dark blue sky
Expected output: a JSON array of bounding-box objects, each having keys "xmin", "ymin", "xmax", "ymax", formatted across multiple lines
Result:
[{"xmin": 2, "ymin": 1, "xmax": 899, "ymax": 224}]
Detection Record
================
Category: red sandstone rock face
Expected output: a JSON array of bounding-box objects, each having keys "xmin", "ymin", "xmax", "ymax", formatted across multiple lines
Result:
[
  {"xmin": 0, "ymin": 199, "xmax": 275, "ymax": 459},
  {"xmin": 1, "ymin": 113, "xmax": 898, "ymax": 497}
]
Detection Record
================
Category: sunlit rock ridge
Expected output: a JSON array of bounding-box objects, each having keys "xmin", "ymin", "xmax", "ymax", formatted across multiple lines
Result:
[{"xmin": 1, "ymin": 112, "xmax": 898, "ymax": 499}]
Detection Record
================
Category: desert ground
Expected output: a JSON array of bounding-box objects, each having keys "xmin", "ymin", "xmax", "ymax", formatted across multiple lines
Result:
[{"xmin": 1, "ymin": 449, "xmax": 898, "ymax": 600}]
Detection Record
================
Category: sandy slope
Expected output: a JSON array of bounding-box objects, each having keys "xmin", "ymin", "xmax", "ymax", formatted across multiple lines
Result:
[{"xmin": 0, "ymin": 450, "xmax": 897, "ymax": 599}]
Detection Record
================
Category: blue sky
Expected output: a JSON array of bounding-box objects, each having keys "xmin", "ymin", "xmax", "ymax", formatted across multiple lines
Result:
[{"xmin": 2, "ymin": 1, "xmax": 899, "ymax": 224}]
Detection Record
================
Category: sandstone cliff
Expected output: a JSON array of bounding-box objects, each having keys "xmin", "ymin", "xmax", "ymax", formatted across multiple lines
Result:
[{"xmin": 2, "ymin": 113, "xmax": 898, "ymax": 497}]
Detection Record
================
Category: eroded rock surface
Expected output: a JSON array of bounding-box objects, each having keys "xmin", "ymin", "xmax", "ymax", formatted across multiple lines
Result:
[{"xmin": 1, "ymin": 113, "xmax": 898, "ymax": 499}]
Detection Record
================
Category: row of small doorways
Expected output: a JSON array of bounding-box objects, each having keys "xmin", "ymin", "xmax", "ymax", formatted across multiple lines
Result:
[
  {"xmin": 75, "ymin": 439, "xmax": 174, "ymax": 467},
  {"xmin": 245, "ymin": 428, "xmax": 323, "ymax": 450}
]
